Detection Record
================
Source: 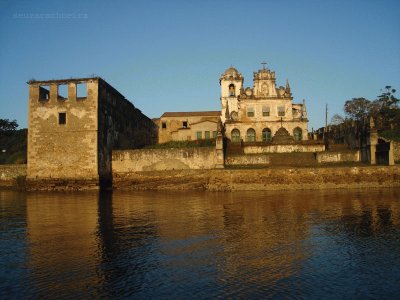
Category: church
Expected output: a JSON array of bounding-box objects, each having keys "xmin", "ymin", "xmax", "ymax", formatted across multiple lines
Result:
[{"xmin": 158, "ymin": 63, "xmax": 308, "ymax": 144}]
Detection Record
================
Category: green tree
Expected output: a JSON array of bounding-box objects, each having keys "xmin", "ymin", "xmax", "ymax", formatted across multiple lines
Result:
[
  {"xmin": 373, "ymin": 86, "xmax": 400, "ymax": 129},
  {"xmin": 343, "ymin": 98, "xmax": 371, "ymax": 121},
  {"xmin": 0, "ymin": 119, "xmax": 18, "ymax": 137}
]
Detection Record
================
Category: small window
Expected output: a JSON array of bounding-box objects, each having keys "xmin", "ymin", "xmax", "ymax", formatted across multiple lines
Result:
[
  {"xmin": 212, "ymin": 131, "xmax": 217, "ymax": 138},
  {"xmin": 262, "ymin": 106, "xmax": 270, "ymax": 117},
  {"xmin": 205, "ymin": 131, "xmax": 210, "ymax": 139},
  {"xmin": 59, "ymin": 112, "xmax": 66, "ymax": 125},
  {"xmin": 76, "ymin": 82, "xmax": 87, "ymax": 98},
  {"xmin": 183, "ymin": 121, "xmax": 188, "ymax": 128},
  {"xmin": 196, "ymin": 131, "xmax": 202, "ymax": 140},
  {"xmin": 247, "ymin": 107, "xmax": 254, "ymax": 117},
  {"xmin": 229, "ymin": 83, "xmax": 235, "ymax": 96},
  {"xmin": 58, "ymin": 84, "xmax": 68, "ymax": 101},
  {"xmin": 39, "ymin": 85, "xmax": 50, "ymax": 101},
  {"xmin": 161, "ymin": 122, "xmax": 166, "ymax": 129},
  {"xmin": 278, "ymin": 106, "xmax": 285, "ymax": 116}
]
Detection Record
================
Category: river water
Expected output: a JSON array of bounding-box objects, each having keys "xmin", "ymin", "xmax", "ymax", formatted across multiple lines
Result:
[{"xmin": 1, "ymin": 189, "xmax": 399, "ymax": 299}]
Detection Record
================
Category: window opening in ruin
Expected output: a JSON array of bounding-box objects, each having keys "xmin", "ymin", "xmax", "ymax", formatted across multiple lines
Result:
[
  {"xmin": 205, "ymin": 131, "xmax": 210, "ymax": 139},
  {"xmin": 247, "ymin": 106, "xmax": 254, "ymax": 117},
  {"xmin": 76, "ymin": 82, "xmax": 87, "ymax": 98},
  {"xmin": 262, "ymin": 128, "xmax": 272, "ymax": 142},
  {"xmin": 262, "ymin": 106, "xmax": 270, "ymax": 117},
  {"xmin": 246, "ymin": 128, "xmax": 256, "ymax": 142},
  {"xmin": 58, "ymin": 112, "xmax": 66, "ymax": 125},
  {"xmin": 229, "ymin": 84, "xmax": 235, "ymax": 97},
  {"xmin": 293, "ymin": 127, "xmax": 302, "ymax": 141},
  {"xmin": 278, "ymin": 106, "xmax": 285, "ymax": 116},
  {"xmin": 231, "ymin": 129, "xmax": 240, "ymax": 143},
  {"xmin": 212, "ymin": 131, "xmax": 217, "ymax": 138},
  {"xmin": 183, "ymin": 121, "xmax": 188, "ymax": 128},
  {"xmin": 162, "ymin": 122, "xmax": 166, "ymax": 129},
  {"xmin": 39, "ymin": 85, "xmax": 50, "ymax": 101},
  {"xmin": 58, "ymin": 84, "xmax": 68, "ymax": 101},
  {"xmin": 196, "ymin": 131, "xmax": 202, "ymax": 140}
]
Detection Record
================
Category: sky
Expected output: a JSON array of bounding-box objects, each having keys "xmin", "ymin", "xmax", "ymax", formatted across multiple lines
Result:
[{"xmin": 0, "ymin": 0, "xmax": 399, "ymax": 130}]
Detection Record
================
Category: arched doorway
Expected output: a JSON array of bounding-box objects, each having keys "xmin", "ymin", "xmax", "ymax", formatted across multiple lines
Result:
[
  {"xmin": 231, "ymin": 129, "xmax": 241, "ymax": 143},
  {"xmin": 246, "ymin": 128, "xmax": 256, "ymax": 142},
  {"xmin": 262, "ymin": 128, "xmax": 272, "ymax": 142},
  {"xmin": 293, "ymin": 127, "xmax": 302, "ymax": 141}
]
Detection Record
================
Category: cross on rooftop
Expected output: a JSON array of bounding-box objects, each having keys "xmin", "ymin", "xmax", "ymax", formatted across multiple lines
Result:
[{"xmin": 261, "ymin": 61, "xmax": 267, "ymax": 69}]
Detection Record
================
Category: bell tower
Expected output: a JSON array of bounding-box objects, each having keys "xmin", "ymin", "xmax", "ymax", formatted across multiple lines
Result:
[{"xmin": 220, "ymin": 66, "xmax": 243, "ymax": 123}]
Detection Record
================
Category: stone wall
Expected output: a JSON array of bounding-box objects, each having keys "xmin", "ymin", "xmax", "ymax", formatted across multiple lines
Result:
[
  {"xmin": 225, "ymin": 154, "xmax": 269, "ymax": 166},
  {"xmin": 393, "ymin": 141, "xmax": 400, "ymax": 162},
  {"xmin": 243, "ymin": 143, "xmax": 325, "ymax": 154},
  {"xmin": 112, "ymin": 147, "xmax": 219, "ymax": 172},
  {"xmin": 0, "ymin": 164, "xmax": 26, "ymax": 188},
  {"xmin": 113, "ymin": 166, "xmax": 400, "ymax": 191},
  {"xmin": 316, "ymin": 151, "xmax": 360, "ymax": 163}
]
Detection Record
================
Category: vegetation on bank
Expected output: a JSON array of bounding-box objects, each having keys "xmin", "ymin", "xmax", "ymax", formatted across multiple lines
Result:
[
  {"xmin": 145, "ymin": 139, "xmax": 216, "ymax": 149},
  {"xmin": 0, "ymin": 119, "xmax": 27, "ymax": 165}
]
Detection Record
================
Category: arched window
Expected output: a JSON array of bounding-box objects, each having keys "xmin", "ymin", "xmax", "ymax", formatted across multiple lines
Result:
[
  {"xmin": 229, "ymin": 84, "xmax": 235, "ymax": 96},
  {"xmin": 231, "ymin": 129, "xmax": 240, "ymax": 143},
  {"xmin": 293, "ymin": 127, "xmax": 302, "ymax": 141},
  {"xmin": 246, "ymin": 128, "xmax": 256, "ymax": 142},
  {"xmin": 262, "ymin": 128, "xmax": 272, "ymax": 142}
]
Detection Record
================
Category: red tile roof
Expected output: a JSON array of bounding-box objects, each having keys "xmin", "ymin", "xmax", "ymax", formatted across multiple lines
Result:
[{"xmin": 161, "ymin": 111, "xmax": 220, "ymax": 117}]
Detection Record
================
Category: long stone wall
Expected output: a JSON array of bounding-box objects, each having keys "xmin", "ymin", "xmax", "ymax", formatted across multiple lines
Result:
[
  {"xmin": 316, "ymin": 151, "xmax": 360, "ymax": 163},
  {"xmin": 113, "ymin": 166, "xmax": 400, "ymax": 191},
  {"xmin": 244, "ymin": 144, "xmax": 325, "ymax": 154},
  {"xmin": 112, "ymin": 147, "xmax": 218, "ymax": 172}
]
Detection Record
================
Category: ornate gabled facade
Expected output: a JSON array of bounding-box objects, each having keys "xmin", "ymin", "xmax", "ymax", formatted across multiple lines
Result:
[{"xmin": 220, "ymin": 65, "xmax": 308, "ymax": 143}]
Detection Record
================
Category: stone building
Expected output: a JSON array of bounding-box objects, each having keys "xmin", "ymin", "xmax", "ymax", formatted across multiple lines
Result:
[
  {"xmin": 220, "ymin": 65, "xmax": 308, "ymax": 143},
  {"xmin": 157, "ymin": 111, "xmax": 220, "ymax": 143},
  {"xmin": 27, "ymin": 77, "xmax": 156, "ymax": 189}
]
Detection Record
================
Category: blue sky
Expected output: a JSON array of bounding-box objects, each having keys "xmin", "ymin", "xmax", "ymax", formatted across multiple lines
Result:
[{"xmin": 1, "ymin": 0, "xmax": 399, "ymax": 130}]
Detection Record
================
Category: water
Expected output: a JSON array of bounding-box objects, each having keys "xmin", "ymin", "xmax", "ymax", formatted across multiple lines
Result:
[{"xmin": 1, "ymin": 189, "xmax": 400, "ymax": 299}]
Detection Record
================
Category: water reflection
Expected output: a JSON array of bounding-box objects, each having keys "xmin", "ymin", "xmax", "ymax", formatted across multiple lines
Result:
[{"xmin": 0, "ymin": 189, "xmax": 399, "ymax": 298}]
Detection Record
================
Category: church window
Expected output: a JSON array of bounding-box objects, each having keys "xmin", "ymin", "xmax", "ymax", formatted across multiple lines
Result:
[
  {"xmin": 278, "ymin": 106, "xmax": 285, "ymax": 116},
  {"xmin": 231, "ymin": 129, "xmax": 240, "ymax": 143},
  {"xmin": 262, "ymin": 106, "xmax": 270, "ymax": 117},
  {"xmin": 246, "ymin": 128, "xmax": 256, "ymax": 142},
  {"xmin": 205, "ymin": 131, "xmax": 210, "ymax": 139},
  {"xmin": 196, "ymin": 131, "xmax": 202, "ymax": 140},
  {"xmin": 293, "ymin": 127, "xmax": 302, "ymax": 141},
  {"xmin": 58, "ymin": 112, "xmax": 66, "ymax": 125},
  {"xmin": 161, "ymin": 122, "xmax": 166, "ymax": 129},
  {"xmin": 229, "ymin": 84, "xmax": 235, "ymax": 96},
  {"xmin": 262, "ymin": 128, "xmax": 272, "ymax": 142},
  {"xmin": 183, "ymin": 121, "xmax": 188, "ymax": 128},
  {"xmin": 247, "ymin": 107, "xmax": 254, "ymax": 117}
]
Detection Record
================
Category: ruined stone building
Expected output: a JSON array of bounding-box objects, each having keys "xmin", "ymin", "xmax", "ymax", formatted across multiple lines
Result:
[
  {"xmin": 27, "ymin": 77, "xmax": 156, "ymax": 188},
  {"xmin": 221, "ymin": 65, "xmax": 308, "ymax": 143},
  {"xmin": 157, "ymin": 64, "xmax": 308, "ymax": 144}
]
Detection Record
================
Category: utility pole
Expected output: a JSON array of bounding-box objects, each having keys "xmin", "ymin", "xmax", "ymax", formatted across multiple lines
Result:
[{"xmin": 324, "ymin": 103, "xmax": 329, "ymax": 150}]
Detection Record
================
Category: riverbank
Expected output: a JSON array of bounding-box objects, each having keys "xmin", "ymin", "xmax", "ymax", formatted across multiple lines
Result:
[
  {"xmin": 1, "ymin": 164, "xmax": 399, "ymax": 191},
  {"xmin": 113, "ymin": 165, "xmax": 400, "ymax": 191}
]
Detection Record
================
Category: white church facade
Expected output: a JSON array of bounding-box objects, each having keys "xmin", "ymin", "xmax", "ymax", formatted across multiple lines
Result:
[{"xmin": 158, "ymin": 63, "xmax": 309, "ymax": 144}]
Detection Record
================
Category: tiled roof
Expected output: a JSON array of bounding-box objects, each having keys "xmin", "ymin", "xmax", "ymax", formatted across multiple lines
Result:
[{"xmin": 161, "ymin": 111, "xmax": 220, "ymax": 117}]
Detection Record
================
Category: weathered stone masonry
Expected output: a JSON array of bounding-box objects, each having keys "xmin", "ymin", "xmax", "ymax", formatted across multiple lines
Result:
[{"xmin": 27, "ymin": 77, "xmax": 156, "ymax": 189}]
